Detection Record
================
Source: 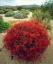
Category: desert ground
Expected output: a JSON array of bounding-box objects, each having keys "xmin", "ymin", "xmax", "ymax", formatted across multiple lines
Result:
[{"xmin": 0, "ymin": 13, "xmax": 53, "ymax": 64}]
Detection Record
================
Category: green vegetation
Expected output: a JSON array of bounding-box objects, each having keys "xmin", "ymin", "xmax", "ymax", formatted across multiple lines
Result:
[
  {"xmin": 31, "ymin": 0, "xmax": 53, "ymax": 31},
  {"xmin": 0, "ymin": 16, "xmax": 11, "ymax": 32},
  {"xmin": 0, "ymin": 16, "xmax": 3, "ymax": 24},
  {"xmin": 43, "ymin": 20, "xmax": 52, "ymax": 30},
  {"xmin": 32, "ymin": 10, "xmax": 51, "ymax": 22},
  {"xmin": 32, "ymin": 10, "xmax": 52, "ymax": 31},
  {"xmin": 5, "ymin": 12, "xmax": 15, "ymax": 17},
  {"xmin": 14, "ymin": 11, "xmax": 28, "ymax": 19},
  {"xmin": 0, "ymin": 8, "xmax": 13, "ymax": 14},
  {"xmin": 21, "ymin": 9, "xmax": 29, "ymax": 15},
  {"xmin": 3, "ymin": 9, "xmax": 13, "ymax": 14},
  {"xmin": 40, "ymin": 1, "xmax": 53, "ymax": 19},
  {"xmin": 0, "ymin": 22, "xmax": 10, "ymax": 32},
  {"xmin": 0, "ymin": 10, "xmax": 4, "ymax": 14}
]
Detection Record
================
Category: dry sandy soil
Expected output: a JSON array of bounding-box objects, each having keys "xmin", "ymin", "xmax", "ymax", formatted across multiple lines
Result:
[{"xmin": 0, "ymin": 14, "xmax": 53, "ymax": 64}]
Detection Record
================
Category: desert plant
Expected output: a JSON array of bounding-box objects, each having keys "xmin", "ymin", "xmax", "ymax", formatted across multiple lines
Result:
[
  {"xmin": 12, "ymin": 7, "xmax": 17, "ymax": 11},
  {"xmin": 0, "ymin": 10, "xmax": 4, "ymax": 14},
  {"xmin": 0, "ymin": 16, "xmax": 3, "ymax": 24},
  {"xmin": 8, "ymin": 9, "xmax": 13, "ymax": 12},
  {"xmin": 32, "ymin": 10, "xmax": 44, "ymax": 22},
  {"xmin": 22, "ymin": 10, "xmax": 29, "ymax": 15},
  {"xmin": 32, "ymin": 10, "xmax": 52, "ymax": 31},
  {"xmin": 5, "ymin": 12, "xmax": 14, "ymax": 17},
  {"xmin": 0, "ymin": 22, "xmax": 10, "ymax": 32},
  {"xmin": 14, "ymin": 11, "xmax": 28, "ymax": 19},
  {"xmin": 4, "ymin": 20, "xmax": 50, "ymax": 62},
  {"xmin": 14, "ymin": 12, "xmax": 24, "ymax": 19},
  {"xmin": 32, "ymin": 10, "xmax": 51, "ymax": 22},
  {"xmin": 41, "ymin": 1, "xmax": 53, "ymax": 19},
  {"xmin": 0, "ymin": 16, "xmax": 11, "ymax": 32},
  {"xmin": 42, "ymin": 20, "xmax": 52, "ymax": 30},
  {"xmin": 43, "ymin": 11, "xmax": 51, "ymax": 20},
  {"xmin": 3, "ymin": 9, "xmax": 13, "ymax": 14},
  {"xmin": 49, "ymin": 8, "xmax": 53, "ymax": 19}
]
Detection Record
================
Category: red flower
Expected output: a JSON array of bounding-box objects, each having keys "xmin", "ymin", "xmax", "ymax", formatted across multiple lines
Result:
[{"xmin": 4, "ymin": 20, "xmax": 50, "ymax": 62}]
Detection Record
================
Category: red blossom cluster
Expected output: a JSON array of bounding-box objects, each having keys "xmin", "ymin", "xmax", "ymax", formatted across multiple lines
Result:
[{"xmin": 4, "ymin": 20, "xmax": 50, "ymax": 62}]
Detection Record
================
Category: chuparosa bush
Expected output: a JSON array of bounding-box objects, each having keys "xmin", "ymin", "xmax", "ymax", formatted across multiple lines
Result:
[{"xmin": 4, "ymin": 20, "xmax": 50, "ymax": 62}]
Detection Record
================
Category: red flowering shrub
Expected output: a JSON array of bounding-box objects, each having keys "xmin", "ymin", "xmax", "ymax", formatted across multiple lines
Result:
[{"xmin": 4, "ymin": 20, "xmax": 50, "ymax": 62}]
